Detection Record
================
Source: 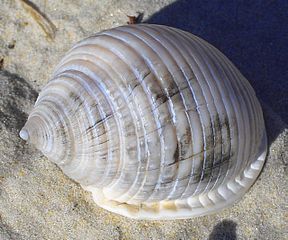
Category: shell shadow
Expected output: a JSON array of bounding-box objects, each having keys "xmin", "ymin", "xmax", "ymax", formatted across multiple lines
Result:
[
  {"xmin": 208, "ymin": 220, "xmax": 237, "ymax": 240},
  {"xmin": 0, "ymin": 220, "xmax": 24, "ymax": 240},
  {"xmin": 0, "ymin": 70, "xmax": 38, "ymax": 131},
  {"xmin": 0, "ymin": 70, "xmax": 38, "ymax": 160},
  {"xmin": 146, "ymin": 0, "xmax": 288, "ymax": 146}
]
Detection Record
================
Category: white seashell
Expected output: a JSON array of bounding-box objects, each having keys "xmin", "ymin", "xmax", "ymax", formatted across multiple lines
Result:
[{"xmin": 20, "ymin": 24, "xmax": 267, "ymax": 220}]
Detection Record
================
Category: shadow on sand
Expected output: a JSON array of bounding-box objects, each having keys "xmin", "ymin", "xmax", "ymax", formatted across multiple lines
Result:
[
  {"xmin": 146, "ymin": 0, "xmax": 288, "ymax": 146},
  {"xmin": 208, "ymin": 220, "xmax": 237, "ymax": 240}
]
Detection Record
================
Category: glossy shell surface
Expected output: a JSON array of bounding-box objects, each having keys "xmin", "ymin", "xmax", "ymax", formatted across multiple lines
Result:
[{"xmin": 20, "ymin": 24, "xmax": 267, "ymax": 220}]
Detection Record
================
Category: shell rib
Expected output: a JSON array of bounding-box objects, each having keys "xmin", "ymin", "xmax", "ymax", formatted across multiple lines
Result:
[{"xmin": 20, "ymin": 24, "xmax": 267, "ymax": 220}]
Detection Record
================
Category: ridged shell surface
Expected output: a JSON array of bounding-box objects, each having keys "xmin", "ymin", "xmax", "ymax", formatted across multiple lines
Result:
[{"xmin": 20, "ymin": 24, "xmax": 267, "ymax": 220}]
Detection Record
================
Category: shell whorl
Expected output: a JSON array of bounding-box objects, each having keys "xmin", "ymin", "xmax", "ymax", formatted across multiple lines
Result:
[{"xmin": 20, "ymin": 24, "xmax": 267, "ymax": 219}]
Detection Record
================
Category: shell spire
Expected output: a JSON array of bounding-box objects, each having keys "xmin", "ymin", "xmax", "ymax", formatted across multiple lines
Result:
[
  {"xmin": 20, "ymin": 116, "xmax": 47, "ymax": 147},
  {"xmin": 20, "ymin": 24, "xmax": 267, "ymax": 220},
  {"xmin": 19, "ymin": 92, "xmax": 72, "ymax": 163}
]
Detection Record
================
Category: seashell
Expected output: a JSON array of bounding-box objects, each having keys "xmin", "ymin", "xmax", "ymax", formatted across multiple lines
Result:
[{"xmin": 20, "ymin": 24, "xmax": 267, "ymax": 220}]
